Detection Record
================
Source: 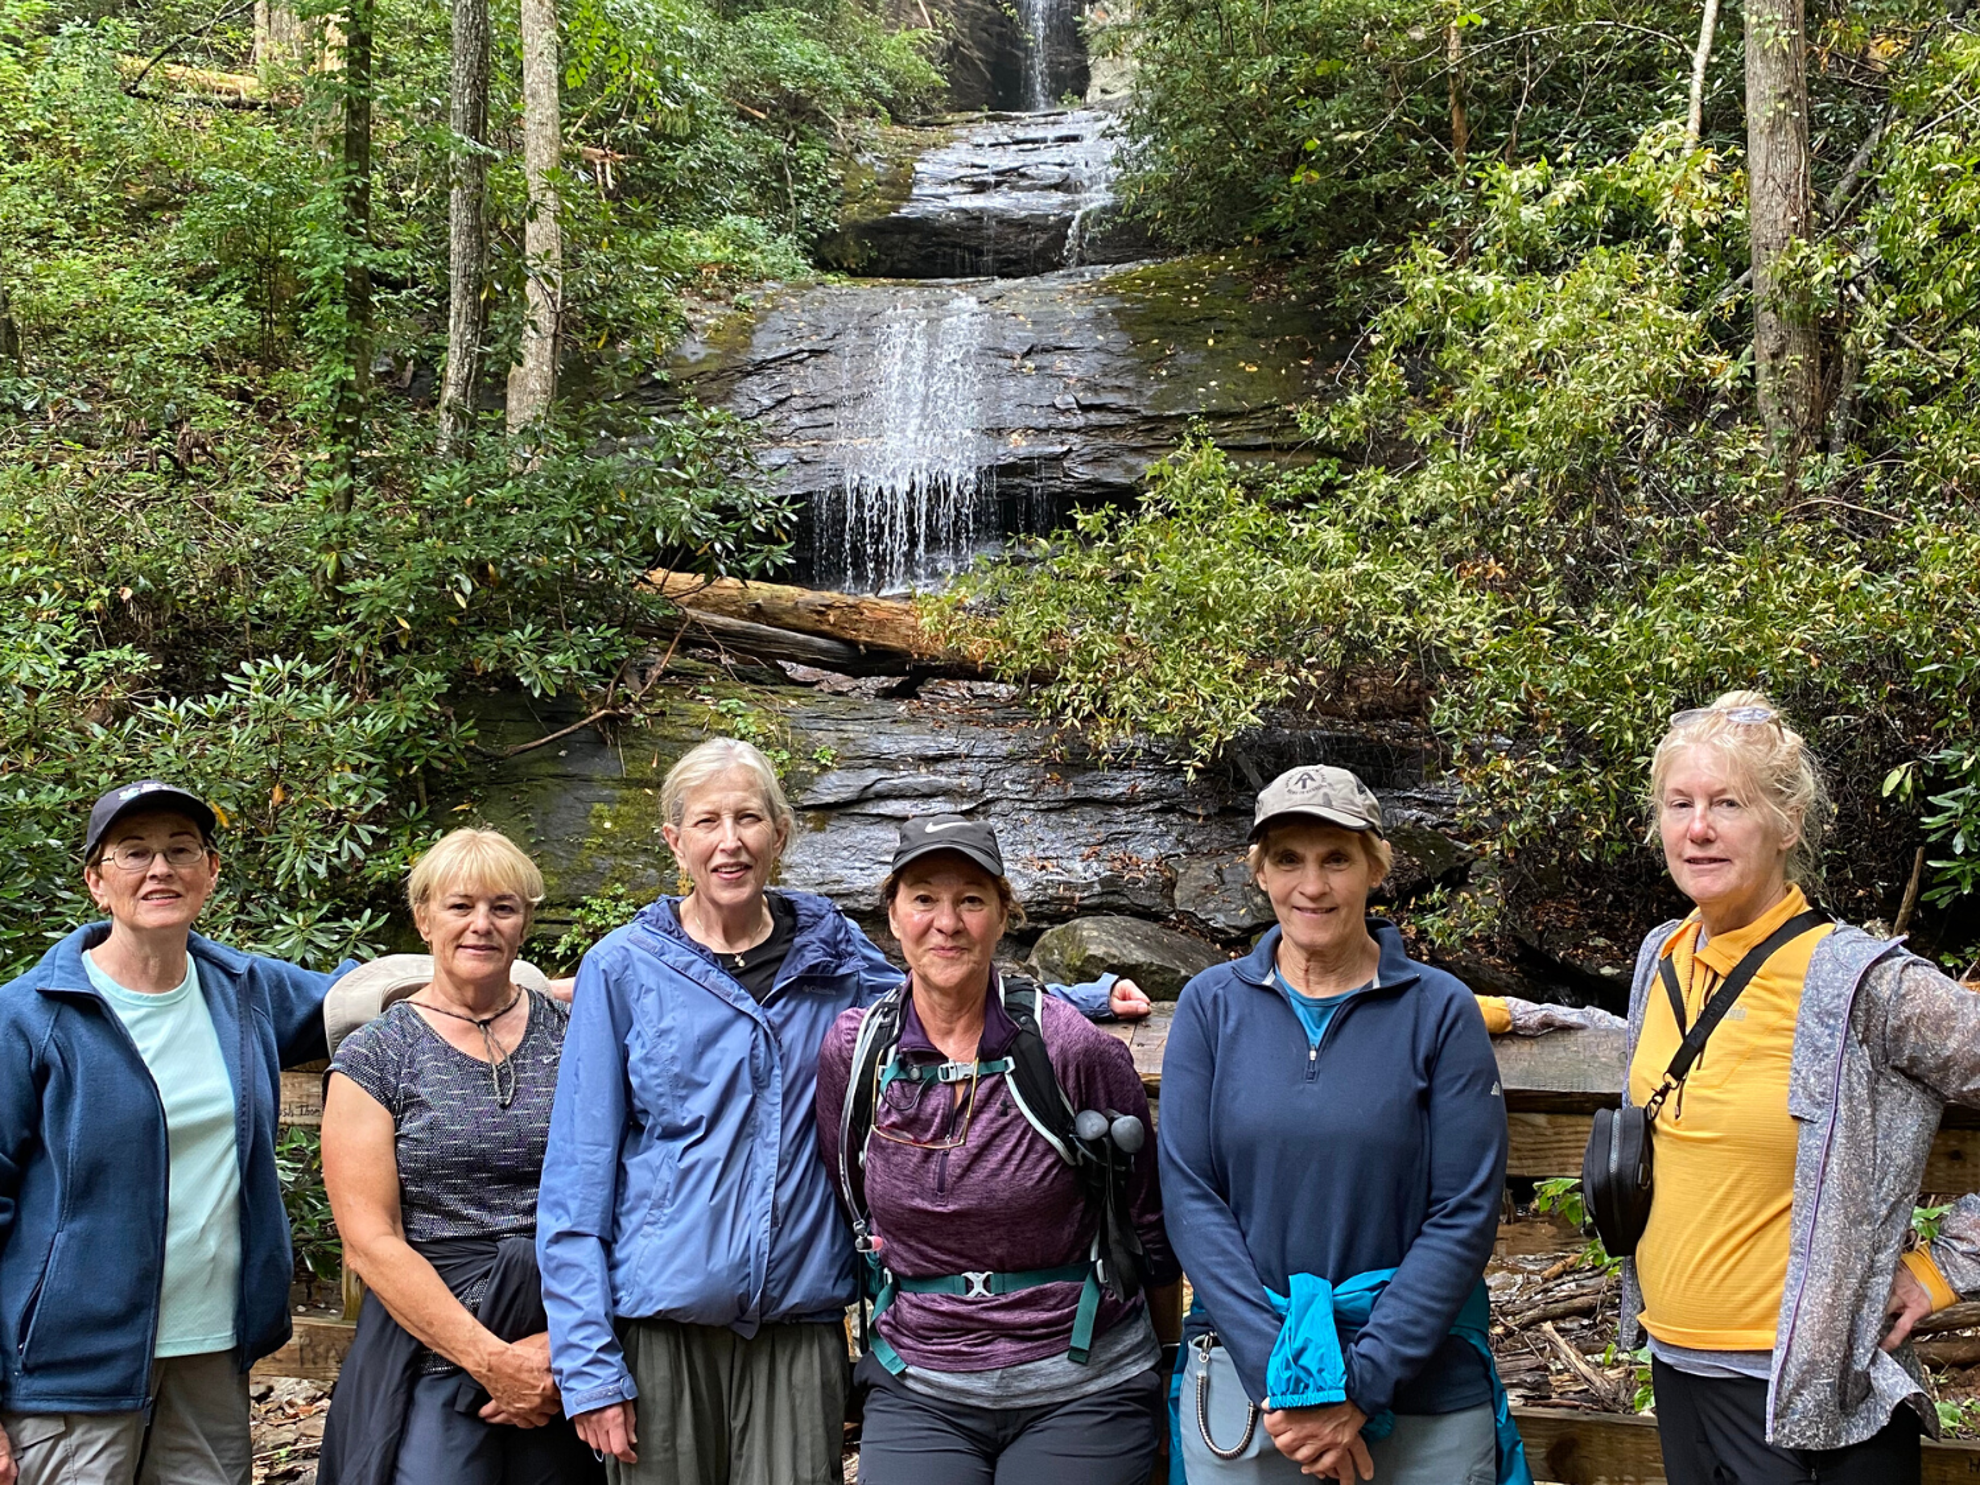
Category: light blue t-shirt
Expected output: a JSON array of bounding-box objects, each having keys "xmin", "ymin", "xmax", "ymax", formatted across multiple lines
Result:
[
  {"xmin": 86, "ymin": 950, "xmax": 243, "ymax": 1357},
  {"xmin": 1272, "ymin": 964, "xmax": 1373, "ymax": 1048}
]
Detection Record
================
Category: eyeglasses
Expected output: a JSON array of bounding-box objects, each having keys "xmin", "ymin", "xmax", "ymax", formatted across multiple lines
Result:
[
  {"xmin": 1670, "ymin": 705, "xmax": 1783, "ymax": 731},
  {"xmin": 868, "ymin": 1059, "xmax": 985, "ymax": 1153},
  {"xmin": 102, "ymin": 843, "xmax": 208, "ymax": 872}
]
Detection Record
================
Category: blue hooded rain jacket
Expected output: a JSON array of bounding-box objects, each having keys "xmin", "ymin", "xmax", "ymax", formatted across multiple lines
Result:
[{"xmin": 537, "ymin": 890, "xmax": 1115, "ymax": 1417}]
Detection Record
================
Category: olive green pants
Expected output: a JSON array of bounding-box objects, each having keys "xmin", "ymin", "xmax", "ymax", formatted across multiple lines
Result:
[{"xmin": 608, "ymin": 1319, "xmax": 847, "ymax": 1485}]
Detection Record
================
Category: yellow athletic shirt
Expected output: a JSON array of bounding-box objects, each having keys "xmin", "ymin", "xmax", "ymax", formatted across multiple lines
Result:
[{"xmin": 1630, "ymin": 886, "xmax": 1832, "ymax": 1350}]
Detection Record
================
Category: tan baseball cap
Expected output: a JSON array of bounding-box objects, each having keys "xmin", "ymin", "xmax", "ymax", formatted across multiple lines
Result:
[{"xmin": 1250, "ymin": 765, "xmax": 1386, "ymax": 839}]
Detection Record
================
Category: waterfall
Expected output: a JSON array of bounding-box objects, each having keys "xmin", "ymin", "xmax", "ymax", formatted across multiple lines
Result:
[
  {"xmin": 812, "ymin": 291, "xmax": 992, "ymax": 593},
  {"xmin": 1017, "ymin": 0, "xmax": 1057, "ymax": 110}
]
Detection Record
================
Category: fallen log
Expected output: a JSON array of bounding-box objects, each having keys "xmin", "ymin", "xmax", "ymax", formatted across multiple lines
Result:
[
  {"xmin": 117, "ymin": 55, "xmax": 276, "ymax": 106},
  {"xmin": 1917, "ymin": 1300, "xmax": 1980, "ymax": 1337},
  {"xmin": 1918, "ymin": 1335, "xmax": 1980, "ymax": 1369},
  {"xmin": 640, "ymin": 607, "xmax": 912, "ymax": 677},
  {"xmin": 643, "ymin": 568, "xmax": 975, "ymax": 673}
]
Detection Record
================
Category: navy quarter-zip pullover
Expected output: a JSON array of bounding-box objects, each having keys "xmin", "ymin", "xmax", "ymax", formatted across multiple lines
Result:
[{"xmin": 1158, "ymin": 920, "xmax": 1507, "ymax": 1416}]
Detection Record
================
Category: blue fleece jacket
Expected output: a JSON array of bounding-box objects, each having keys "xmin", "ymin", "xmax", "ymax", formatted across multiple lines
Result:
[
  {"xmin": 0, "ymin": 925, "xmax": 344, "ymax": 1413},
  {"xmin": 1158, "ymin": 921, "xmax": 1507, "ymax": 1416}
]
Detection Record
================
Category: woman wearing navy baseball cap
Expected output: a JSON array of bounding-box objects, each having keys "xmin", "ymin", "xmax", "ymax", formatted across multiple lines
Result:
[{"xmin": 0, "ymin": 781, "xmax": 356, "ymax": 1485}]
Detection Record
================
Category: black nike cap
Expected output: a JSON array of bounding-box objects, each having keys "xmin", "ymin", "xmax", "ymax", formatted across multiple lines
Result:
[{"xmin": 889, "ymin": 814, "xmax": 1004, "ymax": 879}]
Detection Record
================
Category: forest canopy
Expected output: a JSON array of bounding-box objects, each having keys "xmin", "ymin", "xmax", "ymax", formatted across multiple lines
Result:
[
  {"xmin": 942, "ymin": 0, "xmax": 1980, "ymax": 948},
  {"xmin": 0, "ymin": 0, "xmax": 939, "ymax": 973}
]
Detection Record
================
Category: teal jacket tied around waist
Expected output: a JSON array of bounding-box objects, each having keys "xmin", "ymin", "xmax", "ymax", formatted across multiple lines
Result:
[{"xmin": 1265, "ymin": 1269, "xmax": 1532, "ymax": 1485}]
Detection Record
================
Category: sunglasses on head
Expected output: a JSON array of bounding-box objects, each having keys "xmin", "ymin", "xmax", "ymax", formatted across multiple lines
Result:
[{"xmin": 1670, "ymin": 705, "xmax": 1782, "ymax": 731}]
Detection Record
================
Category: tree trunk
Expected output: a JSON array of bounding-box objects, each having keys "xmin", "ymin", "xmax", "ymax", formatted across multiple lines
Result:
[
  {"xmin": 0, "ymin": 248, "xmax": 20, "ymax": 368},
  {"xmin": 1683, "ymin": 0, "xmax": 1720, "ymax": 150},
  {"xmin": 1746, "ymin": 0, "xmax": 1821, "ymax": 454},
  {"xmin": 1446, "ymin": 21, "xmax": 1467, "ymax": 172},
  {"xmin": 436, "ymin": 0, "xmax": 491, "ymax": 455},
  {"xmin": 646, "ymin": 570, "xmax": 944, "ymax": 657},
  {"xmin": 505, "ymin": 0, "xmax": 561, "ymax": 441},
  {"xmin": 641, "ymin": 569, "xmax": 1014, "ymax": 678},
  {"xmin": 253, "ymin": 0, "xmax": 312, "ymax": 74},
  {"xmin": 326, "ymin": 0, "xmax": 373, "ymax": 519}
]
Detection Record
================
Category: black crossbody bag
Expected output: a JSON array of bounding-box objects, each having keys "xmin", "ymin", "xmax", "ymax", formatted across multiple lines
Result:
[{"xmin": 1581, "ymin": 909, "xmax": 1828, "ymax": 1258}]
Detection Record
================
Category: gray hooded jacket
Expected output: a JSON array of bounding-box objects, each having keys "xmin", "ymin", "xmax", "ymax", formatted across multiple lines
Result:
[{"xmin": 1617, "ymin": 919, "xmax": 1980, "ymax": 1449}]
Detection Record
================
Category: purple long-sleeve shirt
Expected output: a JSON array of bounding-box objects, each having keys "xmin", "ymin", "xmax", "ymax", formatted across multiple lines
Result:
[{"xmin": 815, "ymin": 976, "xmax": 1176, "ymax": 1372}]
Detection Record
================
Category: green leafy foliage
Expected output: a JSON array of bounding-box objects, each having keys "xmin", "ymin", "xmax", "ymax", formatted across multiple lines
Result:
[
  {"xmin": 538, "ymin": 883, "xmax": 648, "ymax": 968},
  {"xmin": 1532, "ymin": 1177, "xmax": 1621, "ymax": 1273},
  {"xmin": 276, "ymin": 1125, "xmax": 342, "ymax": 1282},
  {"xmin": 0, "ymin": 396, "xmax": 792, "ymax": 976},
  {"xmin": 1101, "ymin": 0, "xmax": 1703, "ymax": 293},
  {"xmin": 1922, "ymin": 745, "xmax": 1980, "ymax": 911},
  {"xmin": 943, "ymin": 36, "xmax": 1980, "ymax": 931},
  {"xmin": 1914, "ymin": 1203, "xmax": 1953, "ymax": 1242}
]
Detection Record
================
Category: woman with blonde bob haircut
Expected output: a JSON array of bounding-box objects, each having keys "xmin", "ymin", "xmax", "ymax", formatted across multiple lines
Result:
[
  {"xmin": 537, "ymin": 738, "xmax": 1148, "ymax": 1485},
  {"xmin": 319, "ymin": 828, "xmax": 598, "ymax": 1485},
  {"xmin": 1611, "ymin": 691, "xmax": 1980, "ymax": 1485}
]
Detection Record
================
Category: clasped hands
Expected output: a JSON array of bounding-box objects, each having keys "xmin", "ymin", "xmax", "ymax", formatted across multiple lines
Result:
[
  {"xmin": 473, "ymin": 1331, "xmax": 560, "ymax": 1429},
  {"xmin": 1262, "ymin": 1399, "xmax": 1375, "ymax": 1482}
]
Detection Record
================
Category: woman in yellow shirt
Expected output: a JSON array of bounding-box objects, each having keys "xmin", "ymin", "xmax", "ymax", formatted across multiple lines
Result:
[{"xmin": 1618, "ymin": 691, "xmax": 1980, "ymax": 1485}]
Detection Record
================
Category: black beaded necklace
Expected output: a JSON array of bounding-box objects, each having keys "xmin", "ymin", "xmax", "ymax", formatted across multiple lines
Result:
[{"xmin": 416, "ymin": 988, "xmax": 524, "ymax": 1108}]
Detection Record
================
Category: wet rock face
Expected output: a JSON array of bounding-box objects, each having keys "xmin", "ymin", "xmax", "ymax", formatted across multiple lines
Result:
[
  {"xmin": 663, "ymin": 253, "xmax": 1342, "ymax": 591},
  {"xmin": 888, "ymin": 0, "xmax": 1087, "ymax": 110},
  {"xmin": 1031, "ymin": 915, "xmax": 1226, "ymax": 1000},
  {"xmin": 469, "ymin": 680, "xmax": 1452, "ymax": 944},
  {"xmin": 1173, "ymin": 854, "xmax": 1275, "ymax": 936},
  {"xmin": 822, "ymin": 112, "xmax": 1148, "ymax": 280}
]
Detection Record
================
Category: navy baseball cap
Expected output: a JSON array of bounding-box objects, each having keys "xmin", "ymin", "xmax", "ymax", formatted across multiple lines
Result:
[
  {"xmin": 889, "ymin": 814, "xmax": 1004, "ymax": 879},
  {"xmin": 84, "ymin": 781, "xmax": 218, "ymax": 859}
]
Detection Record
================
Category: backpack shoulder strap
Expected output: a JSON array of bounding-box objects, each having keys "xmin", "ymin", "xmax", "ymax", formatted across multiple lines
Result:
[
  {"xmin": 1654, "ymin": 908, "xmax": 1828, "ymax": 1094},
  {"xmin": 999, "ymin": 975, "xmax": 1079, "ymax": 1166},
  {"xmin": 837, "ymin": 988, "xmax": 906, "ymax": 1239}
]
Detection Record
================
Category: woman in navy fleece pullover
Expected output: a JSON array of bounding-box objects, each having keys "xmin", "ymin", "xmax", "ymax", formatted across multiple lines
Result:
[{"xmin": 1159, "ymin": 765, "xmax": 1509, "ymax": 1484}]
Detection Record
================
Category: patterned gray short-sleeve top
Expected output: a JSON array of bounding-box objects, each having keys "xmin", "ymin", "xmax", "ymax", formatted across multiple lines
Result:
[{"xmin": 329, "ymin": 990, "xmax": 566, "ymax": 1245}]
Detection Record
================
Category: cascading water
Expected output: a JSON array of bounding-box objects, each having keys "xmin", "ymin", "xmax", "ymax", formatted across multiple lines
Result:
[
  {"xmin": 707, "ymin": 5, "xmax": 1132, "ymax": 594},
  {"xmin": 782, "ymin": 109, "xmax": 1128, "ymax": 591},
  {"xmin": 1018, "ymin": 0, "xmax": 1055, "ymax": 110},
  {"xmin": 810, "ymin": 292, "xmax": 994, "ymax": 593}
]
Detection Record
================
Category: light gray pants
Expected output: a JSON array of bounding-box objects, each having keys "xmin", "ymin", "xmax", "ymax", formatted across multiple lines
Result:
[
  {"xmin": 1179, "ymin": 1339, "xmax": 1495, "ymax": 1485},
  {"xmin": 609, "ymin": 1318, "xmax": 847, "ymax": 1485},
  {"xmin": 0, "ymin": 1352, "xmax": 250, "ymax": 1485}
]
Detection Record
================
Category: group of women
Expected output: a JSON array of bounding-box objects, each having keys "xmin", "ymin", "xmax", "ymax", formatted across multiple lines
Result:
[{"xmin": 2, "ymin": 692, "xmax": 1978, "ymax": 1485}]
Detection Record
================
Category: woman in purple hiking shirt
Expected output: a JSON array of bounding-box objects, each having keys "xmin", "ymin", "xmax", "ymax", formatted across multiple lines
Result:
[{"xmin": 815, "ymin": 816, "xmax": 1179, "ymax": 1485}]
